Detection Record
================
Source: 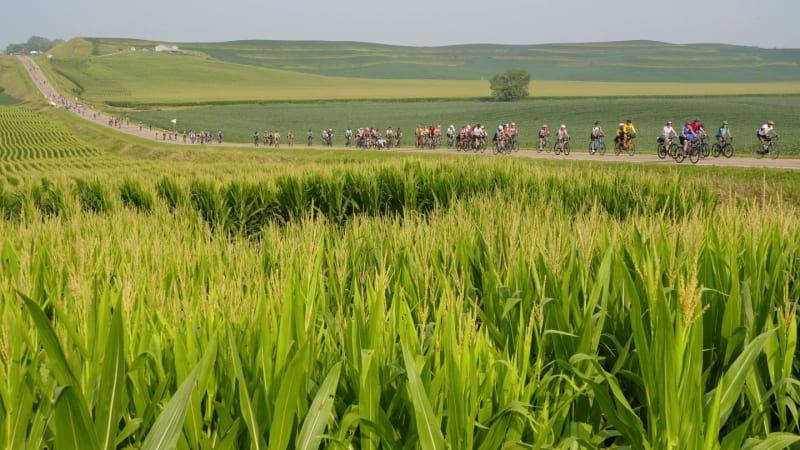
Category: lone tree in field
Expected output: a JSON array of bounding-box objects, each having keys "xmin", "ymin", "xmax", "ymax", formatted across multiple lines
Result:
[{"xmin": 489, "ymin": 69, "xmax": 531, "ymax": 101}]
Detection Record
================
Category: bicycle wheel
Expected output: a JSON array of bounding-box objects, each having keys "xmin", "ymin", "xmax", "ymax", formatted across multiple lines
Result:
[
  {"xmin": 723, "ymin": 143, "xmax": 734, "ymax": 158},
  {"xmin": 657, "ymin": 144, "xmax": 667, "ymax": 159},
  {"xmin": 598, "ymin": 143, "xmax": 606, "ymax": 155},
  {"xmin": 554, "ymin": 143, "xmax": 561, "ymax": 155},
  {"xmin": 674, "ymin": 149, "xmax": 685, "ymax": 163},
  {"xmin": 689, "ymin": 148, "xmax": 700, "ymax": 164},
  {"xmin": 711, "ymin": 142, "xmax": 722, "ymax": 157},
  {"xmin": 563, "ymin": 141, "xmax": 570, "ymax": 155},
  {"xmin": 700, "ymin": 143, "xmax": 710, "ymax": 158},
  {"xmin": 770, "ymin": 143, "xmax": 779, "ymax": 159}
]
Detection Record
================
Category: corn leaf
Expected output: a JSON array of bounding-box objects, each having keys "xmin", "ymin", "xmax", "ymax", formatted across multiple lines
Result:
[
  {"xmin": 401, "ymin": 340, "xmax": 445, "ymax": 450},
  {"xmin": 296, "ymin": 362, "xmax": 342, "ymax": 450},
  {"xmin": 141, "ymin": 338, "xmax": 216, "ymax": 450},
  {"xmin": 54, "ymin": 386, "xmax": 100, "ymax": 450},
  {"xmin": 95, "ymin": 301, "xmax": 127, "ymax": 450}
]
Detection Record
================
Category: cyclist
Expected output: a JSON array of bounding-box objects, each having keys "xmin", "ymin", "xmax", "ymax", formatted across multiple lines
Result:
[
  {"xmin": 253, "ymin": 130, "xmax": 260, "ymax": 146},
  {"xmin": 614, "ymin": 123, "xmax": 625, "ymax": 148},
  {"xmin": 659, "ymin": 121, "xmax": 678, "ymax": 149},
  {"xmin": 538, "ymin": 124, "xmax": 550, "ymax": 150},
  {"xmin": 622, "ymin": 119, "xmax": 637, "ymax": 150},
  {"xmin": 590, "ymin": 121, "xmax": 605, "ymax": 154},
  {"xmin": 345, "ymin": 127, "xmax": 353, "ymax": 146},
  {"xmin": 307, "ymin": 129, "xmax": 313, "ymax": 146},
  {"xmin": 716, "ymin": 121, "xmax": 732, "ymax": 145},
  {"xmin": 680, "ymin": 120, "xmax": 696, "ymax": 153},
  {"xmin": 508, "ymin": 123, "xmax": 518, "ymax": 146},
  {"xmin": 556, "ymin": 124, "xmax": 570, "ymax": 146},
  {"xmin": 756, "ymin": 120, "xmax": 776, "ymax": 153}
]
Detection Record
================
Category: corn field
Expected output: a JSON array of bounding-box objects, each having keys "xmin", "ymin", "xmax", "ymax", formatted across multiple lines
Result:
[{"xmin": 1, "ymin": 159, "xmax": 799, "ymax": 449}]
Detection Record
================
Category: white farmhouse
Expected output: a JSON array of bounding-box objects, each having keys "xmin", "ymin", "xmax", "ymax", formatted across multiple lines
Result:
[{"xmin": 154, "ymin": 45, "xmax": 180, "ymax": 53}]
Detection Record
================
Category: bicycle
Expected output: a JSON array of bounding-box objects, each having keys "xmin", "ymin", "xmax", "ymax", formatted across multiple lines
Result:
[
  {"xmin": 591, "ymin": 136, "xmax": 606, "ymax": 155},
  {"xmin": 711, "ymin": 137, "xmax": 735, "ymax": 158},
  {"xmin": 696, "ymin": 134, "xmax": 710, "ymax": 159},
  {"xmin": 657, "ymin": 137, "xmax": 680, "ymax": 160},
  {"xmin": 554, "ymin": 137, "xmax": 570, "ymax": 155},
  {"xmin": 756, "ymin": 135, "xmax": 779, "ymax": 159},
  {"xmin": 614, "ymin": 137, "xmax": 635, "ymax": 156},
  {"xmin": 537, "ymin": 135, "xmax": 551, "ymax": 152}
]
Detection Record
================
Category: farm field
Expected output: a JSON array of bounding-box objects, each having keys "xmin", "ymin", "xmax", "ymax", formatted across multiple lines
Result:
[
  {"xmin": 36, "ymin": 38, "xmax": 800, "ymax": 107},
  {"xmin": 2, "ymin": 40, "xmax": 800, "ymax": 448},
  {"xmin": 2, "ymin": 148, "xmax": 800, "ymax": 448},
  {"xmin": 126, "ymin": 95, "xmax": 800, "ymax": 154},
  {"xmin": 50, "ymin": 37, "xmax": 800, "ymax": 83}
]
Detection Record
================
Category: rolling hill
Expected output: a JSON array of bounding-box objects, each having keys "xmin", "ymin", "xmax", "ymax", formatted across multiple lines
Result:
[{"xmin": 35, "ymin": 37, "xmax": 800, "ymax": 107}]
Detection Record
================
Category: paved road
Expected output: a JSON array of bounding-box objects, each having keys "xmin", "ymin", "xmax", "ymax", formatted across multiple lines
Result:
[{"xmin": 18, "ymin": 55, "xmax": 800, "ymax": 171}]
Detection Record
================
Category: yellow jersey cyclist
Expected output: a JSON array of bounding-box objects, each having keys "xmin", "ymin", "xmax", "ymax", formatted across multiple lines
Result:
[{"xmin": 622, "ymin": 119, "xmax": 637, "ymax": 150}]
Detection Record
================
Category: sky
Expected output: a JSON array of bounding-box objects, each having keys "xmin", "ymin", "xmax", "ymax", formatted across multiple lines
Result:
[{"xmin": 2, "ymin": 0, "xmax": 799, "ymax": 50}]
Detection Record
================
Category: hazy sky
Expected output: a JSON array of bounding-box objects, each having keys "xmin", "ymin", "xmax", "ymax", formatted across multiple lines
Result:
[{"xmin": 3, "ymin": 0, "xmax": 799, "ymax": 50}]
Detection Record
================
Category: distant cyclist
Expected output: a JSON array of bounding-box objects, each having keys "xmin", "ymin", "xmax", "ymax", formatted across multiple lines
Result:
[
  {"xmin": 307, "ymin": 129, "xmax": 313, "ymax": 146},
  {"xmin": 716, "ymin": 121, "xmax": 732, "ymax": 144},
  {"xmin": 590, "ymin": 121, "xmax": 604, "ymax": 154},
  {"xmin": 659, "ymin": 121, "xmax": 678, "ymax": 148},
  {"xmin": 756, "ymin": 120, "xmax": 777, "ymax": 153},
  {"xmin": 537, "ymin": 124, "xmax": 550, "ymax": 150},
  {"xmin": 614, "ymin": 123, "xmax": 625, "ymax": 148},
  {"xmin": 556, "ymin": 124, "xmax": 570, "ymax": 145},
  {"xmin": 253, "ymin": 130, "xmax": 259, "ymax": 146},
  {"xmin": 622, "ymin": 119, "xmax": 637, "ymax": 150},
  {"xmin": 680, "ymin": 120, "xmax": 696, "ymax": 153}
]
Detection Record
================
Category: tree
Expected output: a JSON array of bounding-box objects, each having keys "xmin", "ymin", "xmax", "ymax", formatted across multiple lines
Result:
[
  {"xmin": 4, "ymin": 36, "xmax": 62, "ymax": 54},
  {"xmin": 489, "ymin": 69, "xmax": 531, "ymax": 101}
]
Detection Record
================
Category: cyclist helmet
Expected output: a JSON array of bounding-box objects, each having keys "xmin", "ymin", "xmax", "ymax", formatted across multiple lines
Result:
[
  {"xmin": 560, "ymin": 124, "xmax": 566, "ymax": 128},
  {"xmin": 722, "ymin": 121, "xmax": 728, "ymax": 125},
  {"xmin": 767, "ymin": 120, "xmax": 775, "ymax": 125},
  {"xmin": 666, "ymin": 121, "xmax": 672, "ymax": 124}
]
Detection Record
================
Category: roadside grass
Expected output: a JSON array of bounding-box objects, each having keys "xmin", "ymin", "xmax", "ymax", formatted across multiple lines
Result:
[{"xmin": 0, "ymin": 55, "xmax": 39, "ymax": 102}]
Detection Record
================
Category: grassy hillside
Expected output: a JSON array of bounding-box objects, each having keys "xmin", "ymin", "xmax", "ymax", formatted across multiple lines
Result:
[
  {"xmin": 0, "ymin": 55, "xmax": 38, "ymax": 103},
  {"xmin": 42, "ymin": 51, "xmax": 485, "ymax": 106},
  {"xmin": 37, "ymin": 38, "xmax": 800, "ymax": 107},
  {"xmin": 185, "ymin": 39, "xmax": 800, "ymax": 82},
  {"xmin": 64, "ymin": 37, "xmax": 800, "ymax": 82}
]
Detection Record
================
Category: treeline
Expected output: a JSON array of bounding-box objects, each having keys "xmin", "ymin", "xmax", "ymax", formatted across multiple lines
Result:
[{"xmin": 4, "ymin": 36, "xmax": 64, "ymax": 54}]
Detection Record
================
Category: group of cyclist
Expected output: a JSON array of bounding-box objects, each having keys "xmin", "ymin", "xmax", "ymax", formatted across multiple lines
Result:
[
  {"xmin": 250, "ymin": 119, "xmax": 778, "ymax": 156},
  {"xmin": 655, "ymin": 118, "xmax": 778, "ymax": 156},
  {"xmin": 343, "ymin": 127, "xmax": 402, "ymax": 149}
]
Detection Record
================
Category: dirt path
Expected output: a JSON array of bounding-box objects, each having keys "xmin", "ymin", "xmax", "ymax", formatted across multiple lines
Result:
[{"xmin": 17, "ymin": 55, "xmax": 800, "ymax": 171}]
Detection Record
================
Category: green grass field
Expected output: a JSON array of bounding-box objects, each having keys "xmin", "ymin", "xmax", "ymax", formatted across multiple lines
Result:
[{"xmin": 124, "ymin": 95, "xmax": 800, "ymax": 154}]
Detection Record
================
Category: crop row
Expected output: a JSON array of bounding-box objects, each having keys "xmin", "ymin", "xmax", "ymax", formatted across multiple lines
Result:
[
  {"xmin": 1, "ymin": 182, "xmax": 797, "ymax": 448},
  {"xmin": 0, "ymin": 162, "xmax": 717, "ymax": 230},
  {"xmin": 0, "ymin": 106, "xmax": 96, "ymax": 153},
  {"xmin": 0, "ymin": 146, "xmax": 101, "ymax": 161}
]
